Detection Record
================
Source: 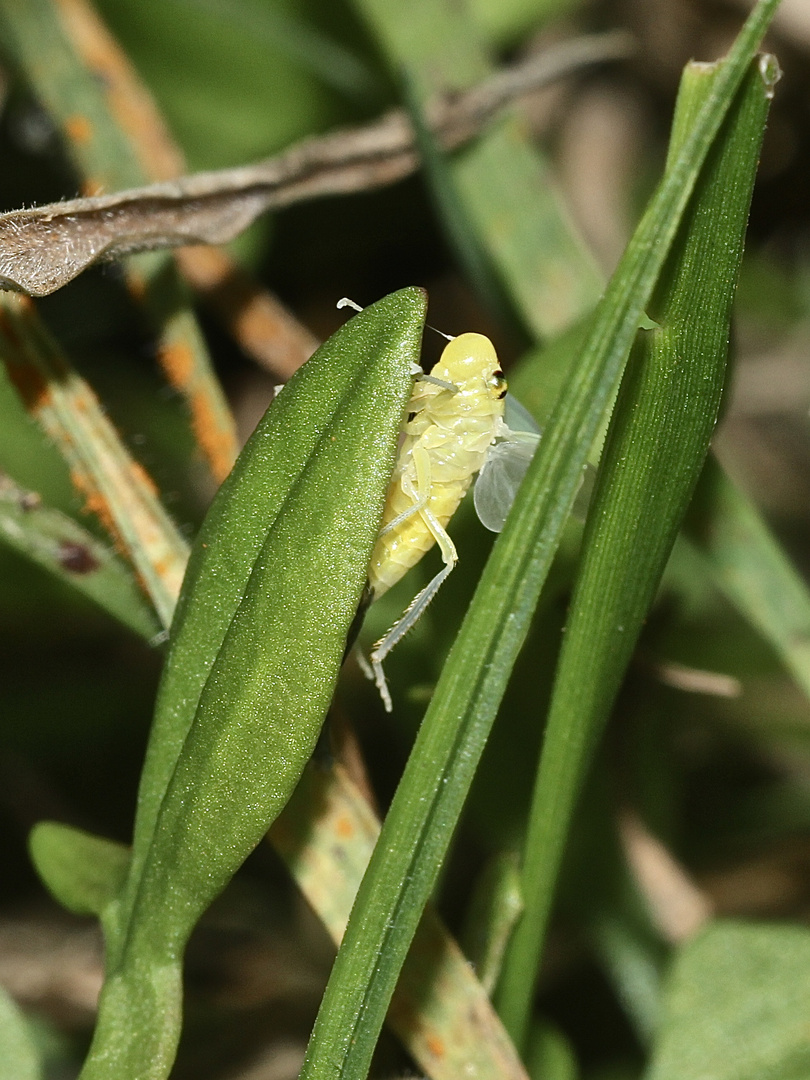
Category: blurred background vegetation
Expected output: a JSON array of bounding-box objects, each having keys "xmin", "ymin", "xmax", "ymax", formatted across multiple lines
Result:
[{"xmin": 0, "ymin": 1, "xmax": 808, "ymax": 1078}]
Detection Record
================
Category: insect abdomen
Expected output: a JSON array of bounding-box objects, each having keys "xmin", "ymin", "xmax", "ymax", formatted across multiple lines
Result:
[{"xmin": 367, "ymin": 475, "xmax": 472, "ymax": 598}]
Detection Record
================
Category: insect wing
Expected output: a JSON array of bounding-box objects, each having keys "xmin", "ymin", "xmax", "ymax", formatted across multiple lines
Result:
[
  {"xmin": 504, "ymin": 392, "xmax": 541, "ymax": 435},
  {"xmin": 474, "ymin": 432, "xmax": 539, "ymax": 533}
]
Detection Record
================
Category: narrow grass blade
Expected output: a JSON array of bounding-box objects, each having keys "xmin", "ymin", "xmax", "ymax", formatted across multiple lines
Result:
[
  {"xmin": 685, "ymin": 454, "xmax": 810, "ymax": 703},
  {"xmin": 0, "ymin": 0, "xmax": 239, "ymax": 482},
  {"xmin": 496, "ymin": 54, "xmax": 777, "ymax": 1046},
  {"xmin": 0, "ymin": 471, "xmax": 161, "ymax": 639},
  {"xmin": 298, "ymin": 8, "xmax": 781, "ymax": 1080},
  {"xmin": 0, "ymin": 294, "xmax": 189, "ymax": 629}
]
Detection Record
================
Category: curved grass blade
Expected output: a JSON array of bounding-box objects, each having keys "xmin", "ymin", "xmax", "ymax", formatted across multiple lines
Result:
[
  {"xmin": 75, "ymin": 288, "xmax": 424, "ymax": 1080},
  {"xmin": 495, "ymin": 54, "xmax": 777, "ymax": 1046},
  {"xmin": 297, "ymin": 7, "xmax": 781, "ymax": 1079},
  {"xmin": 0, "ymin": 471, "xmax": 161, "ymax": 640}
]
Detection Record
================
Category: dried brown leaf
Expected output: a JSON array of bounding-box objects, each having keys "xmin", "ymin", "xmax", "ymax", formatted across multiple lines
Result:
[{"xmin": 0, "ymin": 32, "xmax": 632, "ymax": 297}]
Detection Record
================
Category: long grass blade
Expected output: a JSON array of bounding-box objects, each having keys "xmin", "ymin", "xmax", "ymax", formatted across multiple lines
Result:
[{"xmin": 496, "ymin": 53, "xmax": 776, "ymax": 1045}]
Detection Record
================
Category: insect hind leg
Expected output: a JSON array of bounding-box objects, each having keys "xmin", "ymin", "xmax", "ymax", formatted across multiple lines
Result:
[
  {"xmin": 370, "ymin": 556, "xmax": 456, "ymax": 712},
  {"xmin": 370, "ymin": 446, "xmax": 458, "ymax": 711}
]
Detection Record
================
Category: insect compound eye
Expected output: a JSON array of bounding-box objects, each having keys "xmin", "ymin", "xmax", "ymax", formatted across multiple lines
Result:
[{"xmin": 489, "ymin": 369, "xmax": 507, "ymax": 399}]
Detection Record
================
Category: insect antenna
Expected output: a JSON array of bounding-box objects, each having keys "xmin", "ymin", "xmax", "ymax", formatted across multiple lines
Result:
[{"xmin": 336, "ymin": 296, "xmax": 454, "ymax": 343}]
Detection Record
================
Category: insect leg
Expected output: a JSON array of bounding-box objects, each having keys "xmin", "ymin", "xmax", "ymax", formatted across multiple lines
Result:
[
  {"xmin": 371, "ymin": 447, "xmax": 458, "ymax": 711},
  {"xmin": 369, "ymin": 559, "xmax": 456, "ymax": 711},
  {"xmin": 377, "ymin": 442, "xmax": 436, "ymax": 538},
  {"xmin": 378, "ymin": 486, "xmax": 427, "ymax": 537},
  {"xmin": 378, "ymin": 498, "xmax": 423, "ymax": 538}
]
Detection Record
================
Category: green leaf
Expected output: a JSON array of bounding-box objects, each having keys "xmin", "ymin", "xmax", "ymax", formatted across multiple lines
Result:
[
  {"xmin": 298, "ymin": 7, "xmax": 781, "ymax": 1080},
  {"xmin": 496, "ymin": 51, "xmax": 777, "ymax": 1046},
  {"xmin": 646, "ymin": 921, "xmax": 810, "ymax": 1080},
  {"xmin": 77, "ymin": 288, "xmax": 425, "ymax": 1080},
  {"xmin": 0, "ymin": 986, "xmax": 41, "ymax": 1080},
  {"xmin": 29, "ymin": 822, "xmax": 130, "ymax": 918},
  {"xmin": 0, "ymin": 473, "xmax": 161, "ymax": 640}
]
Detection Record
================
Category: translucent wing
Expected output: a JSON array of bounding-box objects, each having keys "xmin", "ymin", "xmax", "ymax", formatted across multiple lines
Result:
[
  {"xmin": 475, "ymin": 393, "xmax": 596, "ymax": 533},
  {"xmin": 474, "ymin": 429, "xmax": 540, "ymax": 533},
  {"xmin": 504, "ymin": 393, "xmax": 541, "ymax": 435}
]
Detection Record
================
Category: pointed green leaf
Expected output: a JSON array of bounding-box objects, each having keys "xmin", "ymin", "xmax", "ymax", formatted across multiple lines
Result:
[
  {"xmin": 29, "ymin": 822, "xmax": 130, "ymax": 917},
  {"xmin": 77, "ymin": 288, "xmax": 425, "ymax": 1080},
  {"xmin": 122, "ymin": 288, "xmax": 424, "ymax": 915}
]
